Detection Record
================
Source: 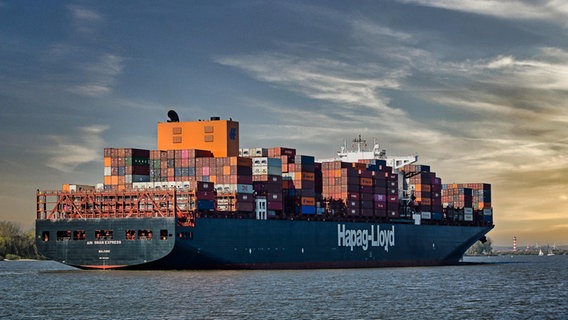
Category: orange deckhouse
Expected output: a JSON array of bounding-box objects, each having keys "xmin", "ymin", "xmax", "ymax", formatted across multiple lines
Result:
[{"xmin": 157, "ymin": 116, "xmax": 239, "ymax": 157}]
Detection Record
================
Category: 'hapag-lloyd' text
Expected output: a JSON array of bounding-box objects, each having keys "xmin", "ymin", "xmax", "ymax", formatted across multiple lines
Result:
[{"xmin": 337, "ymin": 224, "xmax": 395, "ymax": 252}]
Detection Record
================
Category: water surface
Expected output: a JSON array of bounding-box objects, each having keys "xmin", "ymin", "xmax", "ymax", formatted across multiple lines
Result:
[{"xmin": 1, "ymin": 255, "xmax": 566, "ymax": 319}]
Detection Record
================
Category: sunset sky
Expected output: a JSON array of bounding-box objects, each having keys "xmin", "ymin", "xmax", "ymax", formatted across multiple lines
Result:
[{"xmin": 1, "ymin": 1, "xmax": 567, "ymax": 247}]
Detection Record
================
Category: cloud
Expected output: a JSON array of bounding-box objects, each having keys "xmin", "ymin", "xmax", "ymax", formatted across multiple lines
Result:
[
  {"xmin": 43, "ymin": 125, "xmax": 108, "ymax": 172},
  {"xmin": 214, "ymin": 12, "xmax": 568, "ymax": 230},
  {"xmin": 68, "ymin": 53, "xmax": 124, "ymax": 96},
  {"xmin": 411, "ymin": 47, "xmax": 568, "ymax": 138},
  {"xmin": 217, "ymin": 53, "xmax": 403, "ymax": 114},
  {"xmin": 398, "ymin": 0, "xmax": 568, "ymax": 26},
  {"xmin": 68, "ymin": 5, "xmax": 103, "ymax": 35}
]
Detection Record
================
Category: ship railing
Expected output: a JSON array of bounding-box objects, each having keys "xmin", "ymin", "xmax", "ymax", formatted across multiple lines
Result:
[{"xmin": 36, "ymin": 189, "xmax": 199, "ymax": 223}]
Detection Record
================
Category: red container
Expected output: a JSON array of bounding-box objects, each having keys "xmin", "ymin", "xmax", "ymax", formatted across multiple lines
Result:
[
  {"xmin": 196, "ymin": 181, "xmax": 214, "ymax": 191},
  {"xmin": 347, "ymin": 207, "xmax": 360, "ymax": 216},
  {"xmin": 267, "ymin": 201, "xmax": 283, "ymax": 210},
  {"xmin": 236, "ymin": 202, "xmax": 254, "ymax": 212},
  {"xmin": 267, "ymin": 192, "xmax": 282, "ymax": 201},
  {"xmin": 196, "ymin": 190, "xmax": 215, "ymax": 200},
  {"xmin": 268, "ymin": 147, "xmax": 296, "ymax": 157},
  {"xmin": 347, "ymin": 192, "xmax": 359, "ymax": 200},
  {"xmin": 236, "ymin": 193, "xmax": 254, "ymax": 202},
  {"xmin": 375, "ymin": 202, "xmax": 387, "ymax": 209},
  {"xmin": 387, "ymin": 195, "xmax": 398, "ymax": 203}
]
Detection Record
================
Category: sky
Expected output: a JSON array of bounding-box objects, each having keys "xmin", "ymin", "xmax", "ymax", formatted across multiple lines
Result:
[{"xmin": 1, "ymin": 1, "xmax": 567, "ymax": 247}]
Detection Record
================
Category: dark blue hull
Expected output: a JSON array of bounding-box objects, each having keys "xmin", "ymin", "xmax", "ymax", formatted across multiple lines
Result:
[{"xmin": 36, "ymin": 217, "xmax": 492, "ymax": 270}]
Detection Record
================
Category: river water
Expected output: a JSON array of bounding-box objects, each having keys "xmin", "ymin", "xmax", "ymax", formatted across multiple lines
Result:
[{"xmin": 1, "ymin": 255, "xmax": 566, "ymax": 319}]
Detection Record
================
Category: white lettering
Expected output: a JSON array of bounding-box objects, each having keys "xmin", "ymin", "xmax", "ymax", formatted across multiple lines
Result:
[
  {"xmin": 337, "ymin": 224, "xmax": 396, "ymax": 252},
  {"xmin": 87, "ymin": 240, "xmax": 122, "ymax": 245}
]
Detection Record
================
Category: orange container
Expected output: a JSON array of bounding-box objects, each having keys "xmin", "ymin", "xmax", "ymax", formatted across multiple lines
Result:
[
  {"xmin": 301, "ymin": 197, "xmax": 315, "ymax": 206},
  {"xmin": 104, "ymin": 157, "xmax": 112, "ymax": 167},
  {"xmin": 298, "ymin": 172, "xmax": 315, "ymax": 181},
  {"xmin": 360, "ymin": 178, "xmax": 373, "ymax": 186}
]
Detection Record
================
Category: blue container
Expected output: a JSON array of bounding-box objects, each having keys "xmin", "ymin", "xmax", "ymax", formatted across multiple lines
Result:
[
  {"xmin": 196, "ymin": 200, "xmax": 215, "ymax": 210},
  {"xmin": 483, "ymin": 215, "xmax": 493, "ymax": 223},
  {"xmin": 301, "ymin": 205, "xmax": 316, "ymax": 214},
  {"xmin": 295, "ymin": 155, "xmax": 315, "ymax": 165},
  {"xmin": 432, "ymin": 212, "xmax": 443, "ymax": 221},
  {"xmin": 132, "ymin": 175, "xmax": 150, "ymax": 182}
]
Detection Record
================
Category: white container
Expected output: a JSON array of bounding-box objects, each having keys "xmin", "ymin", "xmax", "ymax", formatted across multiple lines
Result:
[{"xmin": 215, "ymin": 184, "xmax": 254, "ymax": 194}]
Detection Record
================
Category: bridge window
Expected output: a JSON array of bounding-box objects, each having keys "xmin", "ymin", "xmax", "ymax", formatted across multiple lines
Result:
[
  {"xmin": 138, "ymin": 229, "xmax": 153, "ymax": 240},
  {"xmin": 41, "ymin": 231, "xmax": 49, "ymax": 242},
  {"xmin": 160, "ymin": 229, "xmax": 168, "ymax": 240},
  {"xmin": 56, "ymin": 230, "xmax": 71, "ymax": 241},
  {"xmin": 73, "ymin": 230, "xmax": 86, "ymax": 240},
  {"xmin": 125, "ymin": 229, "xmax": 136, "ymax": 240},
  {"xmin": 95, "ymin": 230, "xmax": 113, "ymax": 240}
]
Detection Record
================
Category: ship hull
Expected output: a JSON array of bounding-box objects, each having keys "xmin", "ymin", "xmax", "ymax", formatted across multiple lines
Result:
[{"xmin": 36, "ymin": 217, "xmax": 492, "ymax": 270}]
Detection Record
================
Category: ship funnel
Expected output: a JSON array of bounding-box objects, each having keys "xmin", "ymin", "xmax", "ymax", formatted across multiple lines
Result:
[{"xmin": 167, "ymin": 110, "xmax": 180, "ymax": 122}]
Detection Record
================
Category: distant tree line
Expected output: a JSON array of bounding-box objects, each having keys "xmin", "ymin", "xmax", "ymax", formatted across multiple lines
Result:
[
  {"xmin": 466, "ymin": 237, "xmax": 493, "ymax": 255},
  {"xmin": 0, "ymin": 221, "xmax": 42, "ymax": 260}
]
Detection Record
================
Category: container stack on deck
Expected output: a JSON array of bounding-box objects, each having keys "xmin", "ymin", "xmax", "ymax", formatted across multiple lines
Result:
[
  {"xmin": 319, "ymin": 160, "xmax": 399, "ymax": 218},
  {"xmin": 441, "ymin": 183, "xmax": 492, "ymax": 223},
  {"xmin": 103, "ymin": 148, "xmax": 150, "ymax": 190},
  {"xmin": 441, "ymin": 184, "xmax": 473, "ymax": 209},
  {"xmin": 400, "ymin": 164, "xmax": 444, "ymax": 220},
  {"xmin": 250, "ymin": 155, "xmax": 283, "ymax": 211},
  {"xmin": 321, "ymin": 160, "xmax": 360, "ymax": 216},
  {"xmin": 196, "ymin": 156, "xmax": 254, "ymax": 212},
  {"xmin": 94, "ymin": 116, "xmax": 493, "ymax": 224},
  {"xmin": 442, "ymin": 183, "xmax": 491, "ymax": 210}
]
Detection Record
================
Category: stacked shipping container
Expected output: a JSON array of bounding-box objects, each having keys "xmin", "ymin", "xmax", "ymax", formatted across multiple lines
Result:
[
  {"xmin": 100, "ymin": 147, "xmax": 491, "ymax": 221},
  {"xmin": 320, "ymin": 160, "xmax": 398, "ymax": 218},
  {"xmin": 270, "ymin": 147, "xmax": 319, "ymax": 215},
  {"xmin": 196, "ymin": 156, "xmax": 254, "ymax": 212},
  {"xmin": 251, "ymin": 157, "xmax": 283, "ymax": 211},
  {"xmin": 401, "ymin": 164, "xmax": 443, "ymax": 220},
  {"xmin": 442, "ymin": 183, "xmax": 491, "ymax": 210},
  {"xmin": 103, "ymin": 148, "xmax": 150, "ymax": 190}
]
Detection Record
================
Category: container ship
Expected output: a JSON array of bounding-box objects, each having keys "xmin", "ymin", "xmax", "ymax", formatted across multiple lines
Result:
[{"xmin": 35, "ymin": 112, "xmax": 494, "ymax": 270}]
